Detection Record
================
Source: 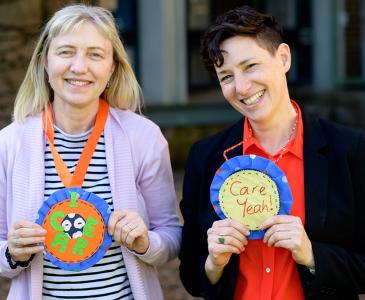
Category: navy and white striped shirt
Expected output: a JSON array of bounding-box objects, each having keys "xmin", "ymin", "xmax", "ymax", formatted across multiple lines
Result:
[{"xmin": 42, "ymin": 126, "xmax": 133, "ymax": 299}]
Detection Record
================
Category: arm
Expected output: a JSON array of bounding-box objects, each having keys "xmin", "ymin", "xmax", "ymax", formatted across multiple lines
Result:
[
  {"xmin": 0, "ymin": 165, "xmax": 21, "ymax": 279},
  {"xmin": 0, "ymin": 133, "xmax": 21, "ymax": 278},
  {"xmin": 179, "ymin": 144, "xmax": 210, "ymax": 296},
  {"xmin": 128, "ymin": 126, "xmax": 181, "ymax": 265},
  {"xmin": 308, "ymin": 131, "xmax": 365, "ymax": 294},
  {"xmin": 179, "ymin": 144, "xmax": 244, "ymax": 299},
  {"xmin": 0, "ymin": 130, "xmax": 45, "ymax": 278},
  {"xmin": 108, "ymin": 115, "xmax": 181, "ymax": 265}
]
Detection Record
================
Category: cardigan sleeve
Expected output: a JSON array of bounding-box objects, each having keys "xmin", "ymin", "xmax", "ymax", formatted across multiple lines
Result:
[
  {"xmin": 0, "ymin": 125, "xmax": 29, "ymax": 278},
  {"xmin": 132, "ymin": 124, "xmax": 182, "ymax": 266}
]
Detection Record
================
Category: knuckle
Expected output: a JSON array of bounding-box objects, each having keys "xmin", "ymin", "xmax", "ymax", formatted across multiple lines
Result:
[
  {"xmin": 294, "ymin": 216, "xmax": 301, "ymax": 223},
  {"xmin": 212, "ymin": 221, "xmax": 219, "ymax": 228},
  {"xmin": 115, "ymin": 222, "xmax": 123, "ymax": 231},
  {"xmin": 13, "ymin": 249, "xmax": 21, "ymax": 256},
  {"xmin": 128, "ymin": 232, "xmax": 137, "ymax": 239}
]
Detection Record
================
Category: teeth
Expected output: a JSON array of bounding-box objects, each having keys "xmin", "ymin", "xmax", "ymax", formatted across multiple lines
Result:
[
  {"xmin": 241, "ymin": 90, "xmax": 265, "ymax": 105},
  {"xmin": 67, "ymin": 79, "xmax": 89, "ymax": 86}
]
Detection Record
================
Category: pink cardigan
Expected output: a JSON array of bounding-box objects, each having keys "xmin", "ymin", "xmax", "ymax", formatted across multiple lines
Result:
[{"xmin": 0, "ymin": 107, "xmax": 181, "ymax": 300}]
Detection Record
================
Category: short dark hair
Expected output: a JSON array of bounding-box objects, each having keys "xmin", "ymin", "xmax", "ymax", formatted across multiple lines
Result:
[{"xmin": 201, "ymin": 5, "xmax": 283, "ymax": 75}]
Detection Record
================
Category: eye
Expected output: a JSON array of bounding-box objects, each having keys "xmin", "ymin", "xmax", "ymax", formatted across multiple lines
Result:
[
  {"xmin": 58, "ymin": 50, "xmax": 74, "ymax": 57},
  {"xmin": 246, "ymin": 63, "xmax": 257, "ymax": 69},
  {"xmin": 220, "ymin": 74, "xmax": 232, "ymax": 83},
  {"xmin": 89, "ymin": 52, "xmax": 104, "ymax": 60}
]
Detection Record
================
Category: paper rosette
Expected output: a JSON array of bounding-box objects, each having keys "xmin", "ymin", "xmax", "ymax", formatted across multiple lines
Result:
[
  {"xmin": 210, "ymin": 155, "xmax": 293, "ymax": 239},
  {"xmin": 35, "ymin": 187, "xmax": 112, "ymax": 271}
]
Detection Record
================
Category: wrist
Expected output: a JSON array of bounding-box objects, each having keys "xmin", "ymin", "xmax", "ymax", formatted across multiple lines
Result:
[
  {"xmin": 205, "ymin": 255, "xmax": 225, "ymax": 284},
  {"xmin": 5, "ymin": 247, "xmax": 34, "ymax": 269},
  {"xmin": 205, "ymin": 255, "xmax": 225, "ymax": 272}
]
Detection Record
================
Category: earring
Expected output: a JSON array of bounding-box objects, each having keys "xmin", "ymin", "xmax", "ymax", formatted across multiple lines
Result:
[{"xmin": 106, "ymin": 81, "xmax": 110, "ymax": 89}]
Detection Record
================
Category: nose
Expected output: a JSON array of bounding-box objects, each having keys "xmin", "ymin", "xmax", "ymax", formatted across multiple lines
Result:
[
  {"xmin": 70, "ymin": 54, "xmax": 88, "ymax": 74},
  {"xmin": 235, "ymin": 73, "xmax": 251, "ymax": 97}
]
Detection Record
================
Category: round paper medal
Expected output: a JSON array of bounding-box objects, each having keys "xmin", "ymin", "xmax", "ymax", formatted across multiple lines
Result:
[
  {"xmin": 210, "ymin": 155, "xmax": 293, "ymax": 239},
  {"xmin": 36, "ymin": 188, "xmax": 112, "ymax": 271}
]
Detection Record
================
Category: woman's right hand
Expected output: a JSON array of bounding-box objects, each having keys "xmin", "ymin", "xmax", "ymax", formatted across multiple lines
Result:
[
  {"xmin": 205, "ymin": 219, "xmax": 249, "ymax": 284},
  {"xmin": 7, "ymin": 220, "xmax": 46, "ymax": 262}
]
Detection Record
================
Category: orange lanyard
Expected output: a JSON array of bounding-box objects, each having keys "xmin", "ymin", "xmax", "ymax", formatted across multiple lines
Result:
[{"xmin": 42, "ymin": 99, "xmax": 109, "ymax": 188}]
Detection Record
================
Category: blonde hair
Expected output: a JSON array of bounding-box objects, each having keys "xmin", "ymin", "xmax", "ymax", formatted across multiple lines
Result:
[{"xmin": 14, "ymin": 4, "xmax": 142, "ymax": 122}]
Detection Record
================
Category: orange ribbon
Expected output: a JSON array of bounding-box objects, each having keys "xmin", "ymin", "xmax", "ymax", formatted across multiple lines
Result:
[{"xmin": 42, "ymin": 99, "xmax": 109, "ymax": 188}]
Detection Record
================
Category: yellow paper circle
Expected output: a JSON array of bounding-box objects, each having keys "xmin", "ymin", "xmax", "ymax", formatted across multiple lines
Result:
[{"xmin": 219, "ymin": 170, "xmax": 280, "ymax": 229}]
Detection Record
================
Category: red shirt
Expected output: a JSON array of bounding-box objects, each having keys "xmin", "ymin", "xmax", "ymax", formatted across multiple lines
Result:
[{"xmin": 234, "ymin": 102, "xmax": 305, "ymax": 300}]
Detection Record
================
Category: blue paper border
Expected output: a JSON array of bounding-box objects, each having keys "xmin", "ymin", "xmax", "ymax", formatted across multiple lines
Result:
[
  {"xmin": 35, "ymin": 187, "xmax": 112, "ymax": 271},
  {"xmin": 210, "ymin": 155, "xmax": 293, "ymax": 240}
]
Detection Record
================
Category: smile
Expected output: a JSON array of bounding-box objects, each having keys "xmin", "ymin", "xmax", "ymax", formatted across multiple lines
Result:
[
  {"xmin": 240, "ymin": 90, "xmax": 265, "ymax": 105},
  {"xmin": 65, "ymin": 79, "xmax": 91, "ymax": 86}
]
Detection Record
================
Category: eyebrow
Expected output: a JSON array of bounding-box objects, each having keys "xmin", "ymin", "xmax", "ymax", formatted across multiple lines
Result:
[
  {"xmin": 55, "ymin": 45, "xmax": 106, "ymax": 52},
  {"xmin": 217, "ymin": 59, "xmax": 255, "ymax": 75}
]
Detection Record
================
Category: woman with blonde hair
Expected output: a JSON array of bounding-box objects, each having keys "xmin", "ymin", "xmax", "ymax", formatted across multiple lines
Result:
[{"xmin": 0, "ymin": 4, "xmax": 181, "ymax": 299}]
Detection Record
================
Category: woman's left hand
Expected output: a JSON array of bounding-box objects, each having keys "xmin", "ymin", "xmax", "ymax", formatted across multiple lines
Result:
[
  {"xmin": 108, "ymin": 209, "xmax": 149, "ymax": 254},
  {"xmin": 260, "ymin": 215, "xmax": 314, "ymax": 268}
]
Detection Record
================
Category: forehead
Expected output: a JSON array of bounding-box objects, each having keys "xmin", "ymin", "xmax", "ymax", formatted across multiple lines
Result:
[
  {"xmin": 49, "ymin": 22, "xmax": 112, "ymax": 49},
  {"xmin": 220, "ymin": 36, "xmax": 271, "ymax": 58},
  {"xmin": 215, "ymin": 35, "xmax": 274, "ymax": 71}
]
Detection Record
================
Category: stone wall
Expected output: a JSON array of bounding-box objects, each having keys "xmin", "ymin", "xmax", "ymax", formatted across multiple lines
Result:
[
  {"xmin": 0, "ymin": 0, "xmax": 101, "ymax": 128},
  {"xmin": 0, "ymin": 0, "xmax": 80, "ymax": 127}
]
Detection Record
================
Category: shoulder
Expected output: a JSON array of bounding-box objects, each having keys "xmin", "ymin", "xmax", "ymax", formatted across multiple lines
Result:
[
  {"xmin": 313, "ymin": 112, "xmax": 363, "ymax": 137},
  {"xmin": 0, "ymin": 121, "xmax": 25, "ymax": 150},
  {"xmin": 0, "ymin": 113, "xmax": 41, "ymax": 135},
  {"xmin": 109, "ymin": 107, "xmax": 161, "ymax": 136},
  {"xmin": 319, "ymin": 118, "xmax": 364, "ymax": 139},
  {"xmin": 304, "ymin": 111, "xmax": 365, "ymax": 153},
  {"xmin": 108, "ymin": 108, "xmax": 167, "ymax": 156},
  {"xmin": 0, "ymin": 114, "xmax": 41, "ymax": 163}
]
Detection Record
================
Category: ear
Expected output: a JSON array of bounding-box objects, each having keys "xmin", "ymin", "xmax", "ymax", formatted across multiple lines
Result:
[{"xmin": 277, "ymin": 43, "xmax": 291, "ymax": 73}]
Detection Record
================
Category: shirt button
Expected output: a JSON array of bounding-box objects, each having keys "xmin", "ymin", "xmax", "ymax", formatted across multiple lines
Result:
[{"xmin": 265, "ymin": 267, "xmax": 271, "ymax": 273}]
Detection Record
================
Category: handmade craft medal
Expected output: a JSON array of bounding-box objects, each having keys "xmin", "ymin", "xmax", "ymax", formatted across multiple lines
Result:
[
  {"xmin": 36, "ymin": 99, "xmax": 112, "ymax": 271},
  {"xmin": 36, "ymin": 188, "xmax": 111, "ymax": 271},
  {"xmin": 210, "ymin": 113, "xmax": 298, "ymax": 240},
  {"xmin": 210, "ymin": 155, "xmax": 293, "ymax": 239}
]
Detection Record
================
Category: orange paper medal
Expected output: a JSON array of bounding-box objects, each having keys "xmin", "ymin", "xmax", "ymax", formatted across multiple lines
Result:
[
  {"xmin": 36, "ymin": 188, "xmax": 112, "ymax": 271},
  {"xmin": 36, "ymin": 99, "xmax": 112, "ymax": 271}
]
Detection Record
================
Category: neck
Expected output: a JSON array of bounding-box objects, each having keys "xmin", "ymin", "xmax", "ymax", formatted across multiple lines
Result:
[
  {"xmin": 249, "ymin": 101, "xmax": 297, "ymax": 156},
  {"xmin": 52, "ymin": 101, "xmax": 99, "ymax": 134}
]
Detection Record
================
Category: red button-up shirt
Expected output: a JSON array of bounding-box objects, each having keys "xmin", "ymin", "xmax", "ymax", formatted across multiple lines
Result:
[{"xmin": 234, "ymin": 101, "xmax": 305, "ymax": 300}]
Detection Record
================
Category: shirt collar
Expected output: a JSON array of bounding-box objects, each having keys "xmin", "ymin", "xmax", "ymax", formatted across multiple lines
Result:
[{"xmin": 243, "ymin": 100, "xmax": 303, "ymax": 160}]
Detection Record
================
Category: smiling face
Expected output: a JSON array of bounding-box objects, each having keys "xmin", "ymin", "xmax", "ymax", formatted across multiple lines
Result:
[
  {"xmin": 46, "ymin": 22, "xmax": 115, "ymax": 111},
  {"xmin": 215, "ymin": 36, "xmax": 291, "ymax": 126}
]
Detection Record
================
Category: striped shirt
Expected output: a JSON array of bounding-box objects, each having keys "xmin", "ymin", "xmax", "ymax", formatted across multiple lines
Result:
[{"xmin": 42, "ymin": 126, "xmax": 134, "ymax": 299}]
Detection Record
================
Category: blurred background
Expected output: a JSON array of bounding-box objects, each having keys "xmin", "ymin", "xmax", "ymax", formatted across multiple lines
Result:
[{"xmin": 0, "ymin": 0, "xmax": 364, "ymax": 299}]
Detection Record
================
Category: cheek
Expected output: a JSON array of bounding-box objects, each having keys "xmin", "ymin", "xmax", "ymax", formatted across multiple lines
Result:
[
  {"xmin": 221, "ymin": 85, "xmax": 234, "ymax": 100},
  {"xmin": 46, "ymin": 61, "xmax": 64, "ymax": 78},
  {"xmin": 97, "ymin": 65, "xmax": 114, "ymax": 81}
]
